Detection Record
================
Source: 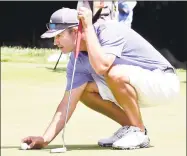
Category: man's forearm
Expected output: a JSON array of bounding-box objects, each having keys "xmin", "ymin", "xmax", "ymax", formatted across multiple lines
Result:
[
  {"xmin": 84, "ymin": 26, "xmax": 111, "ymax": 75},
  {"xmin": 42, "ymin": 111, "xmax": 65, "ymax": 145},
  {"xmin": 41, "ymin": 85, "xmax": 87, "ymax": 146},
  {"xmin": 42, "ymin": 97, "xmax": 77, "ymax": 145}
]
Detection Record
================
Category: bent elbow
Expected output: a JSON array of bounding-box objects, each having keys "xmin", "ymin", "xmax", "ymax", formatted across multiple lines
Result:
[{"xmin": 95, "ymin": 66, "xmax": 109, "ymax": 76}]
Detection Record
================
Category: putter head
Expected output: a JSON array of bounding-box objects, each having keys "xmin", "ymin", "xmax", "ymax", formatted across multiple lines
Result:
[{"xmin": 50, "ymin": 147, "xmax": 67, "ymax": 153}]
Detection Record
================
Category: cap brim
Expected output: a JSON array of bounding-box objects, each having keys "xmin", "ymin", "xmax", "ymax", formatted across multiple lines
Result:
[{"xmin": 40, "ymin": 29, "xmax": 65, "ymax": 38}]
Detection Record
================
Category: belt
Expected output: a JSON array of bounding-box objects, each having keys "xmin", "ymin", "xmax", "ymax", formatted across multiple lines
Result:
[{"xmin": 163, "ymin": 68, "xmax": 175, "ymax": 74}]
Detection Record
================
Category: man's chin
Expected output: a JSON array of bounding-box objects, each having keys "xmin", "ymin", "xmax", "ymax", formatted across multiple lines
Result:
[{"xmin": 61, "ymin": 50, "xmax": 72, "ymax": 54}]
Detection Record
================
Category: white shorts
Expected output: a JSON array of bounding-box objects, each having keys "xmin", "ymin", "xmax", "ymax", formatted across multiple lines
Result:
[{"xmin": 92, "ymin": 65, "xmax": 180, "ymax": 107}]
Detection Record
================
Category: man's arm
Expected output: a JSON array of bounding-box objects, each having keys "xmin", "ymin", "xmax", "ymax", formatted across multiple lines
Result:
[
  {"xmin": 42, "ymin": 83, "xmax": 87, "ymax": 145},
  {"xmin": 84, "ymin": 26, "xmax": 116, "ymax": 76},
  {"xmin": 78, "ymin": 7, "xmax": 116, "ymax": 76},
  {"xmin": 78, "ymin": 7, "xmax": 125, "ymax": 76}
]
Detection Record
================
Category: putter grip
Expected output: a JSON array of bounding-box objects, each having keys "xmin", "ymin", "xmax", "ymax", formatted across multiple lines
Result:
[{"xmin": 75, "ymin": 21, "xmax": 82, "ymax": 59}]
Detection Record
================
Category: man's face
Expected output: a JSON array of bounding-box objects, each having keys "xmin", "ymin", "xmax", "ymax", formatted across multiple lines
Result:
[{"xmin": 54, "ymin": 28, "xmax": 77, "ymax": 53}]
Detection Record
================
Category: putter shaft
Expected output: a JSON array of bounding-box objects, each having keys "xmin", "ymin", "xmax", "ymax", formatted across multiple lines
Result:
[{"xmin": 62, "ymin": 58, "xmax": 78, "ymax": 148}]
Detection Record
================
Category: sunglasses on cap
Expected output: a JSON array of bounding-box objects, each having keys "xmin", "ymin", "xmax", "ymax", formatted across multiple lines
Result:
[{"xmin": 46, "ymin": 23, "xmax": 78, "ymax": 30}]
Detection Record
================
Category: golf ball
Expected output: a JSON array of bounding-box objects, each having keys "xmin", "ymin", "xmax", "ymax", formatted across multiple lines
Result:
[{"xmin": 20, "ymin": 143, "xmax": 30, "ymax": 150}]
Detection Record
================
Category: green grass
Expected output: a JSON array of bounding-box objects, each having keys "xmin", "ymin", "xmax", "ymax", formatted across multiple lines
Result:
[
  {"xmin": 1, "ymin": 46, "xmax": 68, "ymax": 64},
  {"xmin": 2, "ymin": 63, "xmax": 66, "ymax": 84},
  {"xmin": 1, "ymin": 62, "xmax": 186, "ymax": 156},
  {"xmin": 1, "ymin": 47, "xmax": 186, "ymax": 156}
]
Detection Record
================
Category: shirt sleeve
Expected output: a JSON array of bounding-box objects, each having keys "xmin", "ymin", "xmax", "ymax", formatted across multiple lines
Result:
[
  {"xmin": 66, "ymin": 53, "xmax": 94, "ymax": 91},
  {"xmin": 96, "ymin": 22, "xmax": 126, "ymax": 58}
]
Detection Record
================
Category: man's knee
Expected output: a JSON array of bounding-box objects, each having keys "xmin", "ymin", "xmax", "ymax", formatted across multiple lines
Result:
[
  {"xmin": 105, "ymin": 65, "xmax": 130, "ymax": 85},
  {"xmin": 80, "ymin": 82, "xmax": 99, "ymax": 104},
  {"xmin": 83, "ymin": 82, "xmax": 99, "ymax": 93}
]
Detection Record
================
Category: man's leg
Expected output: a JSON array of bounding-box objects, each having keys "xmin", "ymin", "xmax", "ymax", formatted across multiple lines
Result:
[
  {"xmin": 80, "ymin": 81, "xmax": 148, "ymax": 148},
  {"xmin": 105, "ymin": 65, "xmax": 144, "ymax": 131},
  {"xmin": 104, "ymin": 65, "xmax": 150, "ymax": 149},
  {"xmin": 80, "ymin": 82, "xmax": 136, "ymax": 147},
  {"xmin": 80, "ymin": 82, "xmax": 131, "ymax": 126}
]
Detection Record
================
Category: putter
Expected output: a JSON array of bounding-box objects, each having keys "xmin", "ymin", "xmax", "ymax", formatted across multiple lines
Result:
[
  {"xmin": 50, "ymin": 0, "xmax": 104, "ymax": 153},
  {"xmin": 50, "ymin": 21, "xmax": 83, "ymax": 153}
]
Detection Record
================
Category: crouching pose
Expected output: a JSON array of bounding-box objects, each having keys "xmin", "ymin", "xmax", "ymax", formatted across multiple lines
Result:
[{"xmin": 22, "ymin": 7, "xmax": 180, "ymax": 150}]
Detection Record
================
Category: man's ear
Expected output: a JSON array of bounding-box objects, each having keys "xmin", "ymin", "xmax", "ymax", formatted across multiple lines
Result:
[{"xmin": 72, "ymin": 27, "xmax": 78, "ymax": 33}]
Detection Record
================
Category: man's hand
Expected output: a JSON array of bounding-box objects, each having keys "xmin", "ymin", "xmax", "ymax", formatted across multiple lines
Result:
[
  {"xmin": 20, "ymin": 84, "xmax": 87, "ymax": 150},
  {"xmin": 77, "ymin": 7, "xmax": 93, "ymax": 30},
  {"xmin": 21, "ymin": 136, "xmax": 48, "ymax": 149}
]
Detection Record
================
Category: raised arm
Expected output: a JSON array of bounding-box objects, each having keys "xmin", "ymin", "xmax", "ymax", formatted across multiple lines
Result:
[{"xmin": 78, "ymin": 7, "xmax": 124, "ymax": 76}]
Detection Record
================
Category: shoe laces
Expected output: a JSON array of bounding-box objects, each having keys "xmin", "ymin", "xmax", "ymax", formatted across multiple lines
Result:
[
  {"xmin": 113, "ymin": 126, "xmax": 147, "ymax": 139},
  {"xmin": 113, "ymin": 126, "xmax": 130, "ymax": 139},
  {"xmin": 124, "ymin": 126, "xmax": 147, "ymax": 136}
]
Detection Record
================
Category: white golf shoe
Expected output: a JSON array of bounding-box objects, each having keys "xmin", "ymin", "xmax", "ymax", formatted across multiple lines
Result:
[
  {"xmin": 112, "ymin": 126, "xmax": 150, "ymax": 150},
  {"xmin": 98, "ymin": 126, "xmax": 131, "ymax": 147}
]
